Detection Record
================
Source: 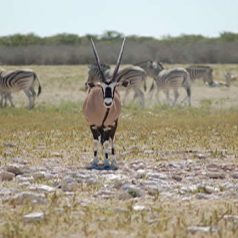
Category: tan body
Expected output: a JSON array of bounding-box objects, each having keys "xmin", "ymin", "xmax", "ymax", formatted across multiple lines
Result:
[{"xmin": 83, "ymin": 86, "xmax": 121, "ymax": 127}]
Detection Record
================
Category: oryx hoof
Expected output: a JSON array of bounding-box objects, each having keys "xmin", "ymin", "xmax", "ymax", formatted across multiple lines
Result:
[{"xmin": 86, "ymin": 159, "xmax": 99, "ymax": 170}]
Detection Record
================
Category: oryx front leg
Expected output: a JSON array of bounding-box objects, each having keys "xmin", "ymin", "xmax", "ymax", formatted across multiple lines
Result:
[
  {"xmin": 102, "ymin": 125, "xmax": 118, "ymax": 170},
  {"xmin": 90, "ymin": 125, "xmax": 100, "ymax": 167},
  {"xmin": 102, "ymin": 127, "xmax": 111, "ymax": 168}
]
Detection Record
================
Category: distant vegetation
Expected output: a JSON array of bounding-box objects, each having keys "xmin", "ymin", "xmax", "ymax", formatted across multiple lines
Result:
[{"xmin": 0, "ymin": 31, "xmax": 237, "ymax": 65}]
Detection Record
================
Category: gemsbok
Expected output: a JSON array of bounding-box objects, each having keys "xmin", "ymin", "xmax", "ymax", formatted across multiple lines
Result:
[{"xmin": 83, "ymin": 38, "xmax": 132, "ymax": 170}]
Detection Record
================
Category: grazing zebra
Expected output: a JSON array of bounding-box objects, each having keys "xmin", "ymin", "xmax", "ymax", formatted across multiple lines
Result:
[
  {"xmin": 86, "ymin": 63, "xmax": 147, "ymax": 107},
  {"xmin": 186, "ymin": 65, "xmax": 213, "ymax": 86},
  {"xmin": 0, "ymin": 69, "xmax": 41, "ymax": 109},
  {"xmin": 137, "ymin": 60, "xmax": 191, "ymax": 106}
]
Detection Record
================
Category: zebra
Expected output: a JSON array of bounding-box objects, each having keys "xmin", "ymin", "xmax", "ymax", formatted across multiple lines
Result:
[
  {"xmin": 85, "ymin": 63, "xmax": 147, "ymax": 107},
  {"xmin": 137, "ymin": 60, "xmax": 191, "ymax": 106},
  {"xmin": 186, "ymin": 65, "xmax": 213, "ymax": 86},
  {"xmin": 0, "ymin": 69, "xmax": 42, "ymax": 109}
]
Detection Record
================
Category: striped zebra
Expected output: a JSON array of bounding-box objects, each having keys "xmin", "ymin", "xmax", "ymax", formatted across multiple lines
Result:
[
  {"xmin": 85, "ymin": 63, "xmax": 147, "ymax": 107},
  {"xmin": 186, "ymin": 65, "xmax": 213, "ymax": 86},
  {"xmin": 0, "ymin": 69, "xmax": 42, "ymax": 109},
  {"xmin": 137, "ymin": 60, "xmax": 191, "ymax": 106}
]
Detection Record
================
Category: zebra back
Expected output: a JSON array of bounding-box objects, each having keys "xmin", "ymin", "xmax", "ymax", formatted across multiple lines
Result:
[
  {"xmin": 186, "ymin": 65, "xmax": 213, "ymax": 85},
  {"xmin": 115, "ymin": 66, "xmax": 146, "ymax": 88},
  {"xmin": 0, "ymin": 69, "xmax": 38, "ymax": 93},
  {"xmin": 157, "ymin": 68, "xmax": 191, "ymax": 90}
]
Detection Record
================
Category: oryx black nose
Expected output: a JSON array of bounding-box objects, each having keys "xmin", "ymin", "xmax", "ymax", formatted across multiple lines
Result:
[{"xmin": 105, "ymin": 87, "xmax": 112, "ymax": 98}]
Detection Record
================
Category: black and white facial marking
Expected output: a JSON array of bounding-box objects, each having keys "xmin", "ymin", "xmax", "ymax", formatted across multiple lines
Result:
[{"xmin": 100, "ymin": 81, "xmax": 117, "ymax": 108}]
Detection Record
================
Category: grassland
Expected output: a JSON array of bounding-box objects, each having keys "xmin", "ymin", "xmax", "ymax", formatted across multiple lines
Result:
[{"xmin": 0, "ymin": 65, "xmax": 238, "ymax": 238}]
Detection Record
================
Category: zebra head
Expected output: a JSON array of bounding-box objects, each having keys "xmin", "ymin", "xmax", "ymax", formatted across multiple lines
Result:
[
  {"xmin": 90, "ymin": 38, "xmax": 126, "ymax": 108},
  {"xmin": 85, "ymin": 63, "xmax": 111, "ymax": 89},
  {"xmin": 146, "ymin": 60, "xmax": 164, "ymax": 76}
]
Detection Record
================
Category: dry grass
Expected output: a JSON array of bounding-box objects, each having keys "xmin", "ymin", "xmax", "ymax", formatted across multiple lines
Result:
[{"xmin": 0, "ymin": 65, "xmax": 238, "ymax": 238}]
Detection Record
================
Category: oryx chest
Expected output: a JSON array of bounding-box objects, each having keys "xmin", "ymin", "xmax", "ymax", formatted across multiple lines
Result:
[{"xmin": 83, "ymin": 87, "xmax": 121, "ymax": 127}]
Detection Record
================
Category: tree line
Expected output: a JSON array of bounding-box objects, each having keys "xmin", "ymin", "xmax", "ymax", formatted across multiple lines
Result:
[{"xmin": 0, "ymin": 31, "xmax": 237, "ymax": 65}]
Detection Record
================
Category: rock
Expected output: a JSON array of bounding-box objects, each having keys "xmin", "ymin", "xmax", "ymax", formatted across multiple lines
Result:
[
  {"xmin": 15, "ymin": 175, "xmax": 34, "ymax": 183},
  {"xmin": 147, "ymin": 172, "xmax": 168, "ymax": 180},
  {"xmin": 0, "ymin": 171, "xmax": 15, "ymax": 181},
  {"xmin": 195, "ymin": 193, "xmax": 211, "ymax": 200},
  {"xmin": 135, "ymin": 169, "xmax": 146, "ymax": 179},
  {"xmin": 0, "ymin": 188, "xmax": 19, "ymax": 197},
  {"xmin": 61, "ymin": 176, "xmax": 78, "ymax": 192},
  {"xmin": 3, "ymin": 142, "xmax": 16, "ymax": 148},
  {"xmin": 231, "ymin": 172, "xmax": 238, "ymax": 179},
  {"xmin": 6, "ymin": 164, "xmax": 25, "ymax": 175},
  {"xmin": 23, "ymin": 212, "xmax": 44, "ymax": 223},
  {"xmin": 187, "ymin": 226, "xmax": 218, "ymax": 234},
  {"xmin": 32, "ymin": 171, "xmax": 49, "ymax": 180},
  {"xmin": 207, "ymin": 172, "xmax": 225, "ymax": 179},
  {"xmin": 10, "ymin": 192, "xmax": 47, "ymax": 205},
  {"xmin": 121, "ymin": 184, "xmax": 143, "ymax": 198},
  {"xmin": 133, "ymin": 204, "xmax": 146, "ymax": 211},
  {"xmin": 51, "ymin": 152, "xmax": 63, "ymax": 157},
  {"xmin": 28, "ymin": 184, "xmax": 56, "ymax": 193},
  {"xmin": 204, "ymin": 185, "xmax": 219, "ymax": 194},
  {"xmin": 223, "ymin": 215, "xmax": 238, "ymax": 222},
  {"xmin": 195, "ymin": 153, "xmax": 206, "ymax": 159},
  {"xmin": 172, "ymin": 174, "xmax": 183, "ymax": 181}
]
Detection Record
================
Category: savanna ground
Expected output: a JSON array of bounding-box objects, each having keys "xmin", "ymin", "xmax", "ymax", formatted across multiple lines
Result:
[{"xmin": 0, "ymin": 64, "xmax": 238, "ymax": 238}]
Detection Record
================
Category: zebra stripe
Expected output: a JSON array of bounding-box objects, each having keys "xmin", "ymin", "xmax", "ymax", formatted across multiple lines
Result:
[
  {"xmin": 0, "ymin": 69, "xmax": 41, "ymax": 109},
  {"xmin": 186, "ymin": 65, "xmax": 213, "ymax": 85}
]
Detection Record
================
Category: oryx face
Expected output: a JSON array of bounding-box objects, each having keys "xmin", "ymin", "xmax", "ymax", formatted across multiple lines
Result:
[{"xmin": 100, "ymin": 81, "xmax": 117, "ymax": 108}]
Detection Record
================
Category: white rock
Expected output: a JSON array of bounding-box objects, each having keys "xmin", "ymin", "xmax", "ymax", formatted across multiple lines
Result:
[
  {"xmin": 133, "ymin": 204, "xmax": 146, "ymax": 211},
  {"xmin": 23, "ymin": 212, "xmax": 44, "ymax": 223},
  {"xmin": 10, "ymin": 192, "xmax": 47, "ymax": 205},
  {"xmin": 224, "ymin": 215, "xmax": 238, "ymax": 222},
  {"xmin": 187, "ymin": 226, "xmax": 218, "ymax": 234},
  {"xmin": 28, "ymin": 184, "xmax": 56, "ymax": 193}
]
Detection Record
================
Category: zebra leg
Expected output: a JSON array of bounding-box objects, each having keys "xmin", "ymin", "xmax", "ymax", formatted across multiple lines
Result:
[
  {"xmin": 164, "ymin": 89, "xmax": 171, "ymax": 105},
  {"xmin": 173, "ymin": 89, "xmax": 179, "ymax": 106},
  {"xmin": 0, "ymin": 94, "xmax": 3, "ymax": 107},
  {"xmin": 155, "ymin": 89, "xmax": 160, "ymax": 104},
  {"xmin": 3, "ymin": 94, "xmax": 8, "ymax": 107},
  {"xmin": 7, "ymin": 93, "xmax": 14, "ymax": 107},
  {"xmin": 30, "ymin": 87, "xmax": 36, "ymax": 106},
  {"xmin": 24, "ymin": 90, "xmax": 34, "ymax": 109},
  {"xmin": 186, "ymin": 87, "xmax": 191, "ymax": 106},
  {"xmin": 133, "ymin": 89, "xmax": 144, "ymax": 107},
  {"xmin": 122, "ymin": 88, "xmax": 130, "ymax": 105}
]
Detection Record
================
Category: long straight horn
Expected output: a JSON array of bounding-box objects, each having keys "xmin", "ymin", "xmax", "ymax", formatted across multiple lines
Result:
[
  {"xmin": 90, "ymin": 38, "xmax": 106, "ymax": 82},
  {"xmin": 112, "ymin": 37, "xmax": 126, "ymax": 82}
]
